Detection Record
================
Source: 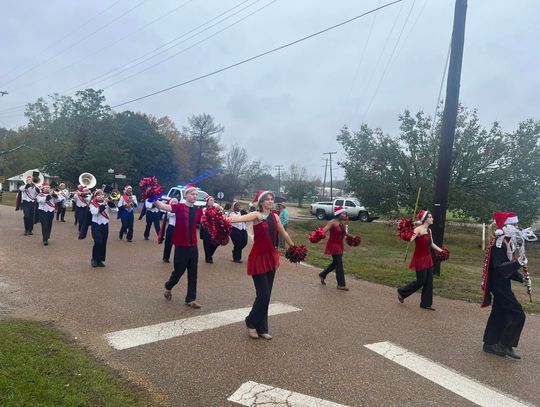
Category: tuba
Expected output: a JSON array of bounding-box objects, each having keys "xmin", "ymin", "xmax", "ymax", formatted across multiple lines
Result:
[
  {"xmin": 79, "ymin": 172, "xmax": 96, "ymax": 189},
  {"xmin": 22, "ymin": 169, "xmax": 44, "ymax": 187}
]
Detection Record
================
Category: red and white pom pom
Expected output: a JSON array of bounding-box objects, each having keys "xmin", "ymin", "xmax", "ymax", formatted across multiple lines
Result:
[
  {"xmin": 397, "ymin": 218, "xmax": 415, "ymax": 241},
  {"xmin": 285, "ymin": 245, "xmax": 308, "ymax": 263},
  {"xmin": 346, "ymin": 235, "xmax": 362, "ymax": 247},
  {"xmin": 139, "ymin": 176, "xmax": 163, "ymax": 201},
  {"xmin": 202, "ymin": 206, "xmax": 232, "ymax": 246},
  {"xmin": 309, "ymin": 227, "xmax": 326, "ymax": 243},
  {"xmin": 435, "ymin": 247, "xmax": 450, "ymax": 262}
]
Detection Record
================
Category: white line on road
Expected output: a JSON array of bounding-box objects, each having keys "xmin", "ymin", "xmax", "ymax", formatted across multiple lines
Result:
[
  {"xmin": 105, "ymin": 303, "xmax": 301, "ymax": 350},
  {"xmin": 364, "ymin": 341, "xmax": 532, "ymax": 407},
  {"xmin": 228, "ymin": 381, "xmax": 349, "ymax": 407}
]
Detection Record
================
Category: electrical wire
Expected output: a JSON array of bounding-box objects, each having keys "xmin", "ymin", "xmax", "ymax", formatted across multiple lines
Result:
[
  {"xmin": 111, "ymin": 0, "xmax": 402, "ymax": 108},
  {"xmin": 430, "ymin": 41, "xmax": 452, "ymax": 138}
]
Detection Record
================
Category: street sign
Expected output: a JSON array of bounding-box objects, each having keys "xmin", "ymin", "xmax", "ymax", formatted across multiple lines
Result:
[
  {"xmin": 115, "ymin": 174, "xmax": 127, "ymax": 179},
  {"xmin": 216, "ymin": 191, "xmax": 224, "ymax": 199}
]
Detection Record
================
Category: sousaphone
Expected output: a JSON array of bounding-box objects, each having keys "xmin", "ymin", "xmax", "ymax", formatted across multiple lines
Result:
[
  {"xmin": 22, "ymin": 169, "xmax": 44, "ymax": 187},
  {"xmin": 79, "ymin": 172, "xmax": 97, "ymax": 189}
]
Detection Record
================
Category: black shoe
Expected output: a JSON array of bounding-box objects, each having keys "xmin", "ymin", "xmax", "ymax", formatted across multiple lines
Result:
[
  {"xmin": 483, "ymin": 343, "xmax": 506, "ymax": 357},
  {"xmin": 61, "ymin": 220, "xmax": 66, "ymax": 222},
  {"xmin": 233, "ymin": 259, "xmax": 242, "ymax": 263},
  {"xmin": 127, "ymin": 239, "xmax": 132, "ymax": 242},
  {"xmin": 500, "ymin": 344, "xmax": 521, "ymax": 359},
  {"xmin": 91, "ymin": 259, "xmax": 98, "ymax": 268},
  {"xmin": 144, "ymin": 236, "xmax": 149, "ymax": 240},
  {"xmin": 24, "ymin": 231, "xmax": 28, "ymax": 236},
  {"xmin": 397, "ymin": 290, "xmax": 404, "ymax": 303},
  {"xmin": 318, "ymin": 273, "xmax": 326, "ymax": 285},
  {"xmin": 119, "ymin": 233, "xmax": 123, "ymax": 240},
  {"xmin": 421, "ymin": 306, "xmax": 436, "ymax": 311},
  {"xmin": 28, "ymin": 232, "xmax": 33, "ymax": 235},
  {"xmin": 97, "ymin": 262, "xmax": 105, "ymax": 267},
  {"xmin": 205, "ymin": 259, "xmax": 213, "ymax": 264},
  {"xmin": 163, "ymin": 258, "xmax": 170, "ymax": 263},
  {"xmin": 43, "ymin": 240, "xmax": 48, "ymax": 246}
]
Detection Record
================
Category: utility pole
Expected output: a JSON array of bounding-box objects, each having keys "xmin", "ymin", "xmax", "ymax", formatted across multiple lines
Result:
[
  {"xmin": 323, "ymin": 152, "xmax": 337, "ymax": 200},
  {"xmin": 274, "ymin": 165, "xmax": 284, "ymax": 193},
  {"xmin": 322, "ymin": 158, "xmax": 328, "ymax": 200},
  {"xmin": 431, "ymin": 0, "xmax": 467, "ymax": 275}
]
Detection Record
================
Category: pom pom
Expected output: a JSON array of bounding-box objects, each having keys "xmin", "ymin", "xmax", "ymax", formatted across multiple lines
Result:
[
  {"xmin": 309, "ymin": 227, "xmax": 326, "ymax": 243},
  {"xmin": 201, "ymin": 206, "xmax": 232, "ymax": 246},
  {"xmin": 285, "ymin": 245, "xmax": 307, "ymax": 263},
  {"xmin": 435, "ymin": 247, "xmax": 450, "ymax": 262},
  {"xmin": 346, "ymin": 235, "xmax": 362, "ymax": 247},
  {"xmin": 139, "ymin": 177, "xmax": 163, "ymax": 201},
  {"xmin": 397, "ymin": 218, "xmax": 415, "ymax": 241}
]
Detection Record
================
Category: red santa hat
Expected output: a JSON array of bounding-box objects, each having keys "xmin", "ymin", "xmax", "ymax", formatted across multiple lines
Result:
[
  {"xmin": 124, "ymin": 185, "xmax": 132, "ymax": 192},
  {"xmin": 252, "ymin": 190, "xmax": 274, "ymax": 204},
  {"xmin": 25, "ymin": 175, "xmax": 32, "ymax": 181},
  {"xmin": 41, "ymin": 182, "xmax": 50, "ymax": 188},
  {"xmin": 493, "ymin": 211, "xmax": 519, "ymax": 235},
  {"xmin": 78, "ymin": 185, "xmax": 85, "ymax": 192},
  {"xmin": 184, "ymin": 183, "xmax": 197, "ymax": 194},
  {"xmin": 334, "ymin": 205, "xmax": 346, "ymax": 216},
  {"xmin": 205, "ymin": 195, "xmax": 213, "ymax": 201},
  {"xmin": 93, "ymin": 189, "xmax": 103, "ymax": 197},
  {"xmin": 417, "ymin": 210, "xmax": 429, "ymax": 223}
]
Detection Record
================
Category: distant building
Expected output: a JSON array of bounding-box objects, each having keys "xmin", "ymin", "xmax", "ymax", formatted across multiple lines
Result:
[{"xmin": 7, "ymin": 169, "xmax": 59, "ymax": 191}]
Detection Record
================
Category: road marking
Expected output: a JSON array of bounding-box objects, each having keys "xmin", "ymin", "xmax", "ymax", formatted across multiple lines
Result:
[
  {"xmin": 364, "ymin": 341, "xmax": 532, "ymax": 407},
  {"xmin": 228, "ymin": 381, "xmax": 349, "ymax": 407},
  {"xmin": 105, "ymin": 302, "xmax": 301, "ymax": 350}
]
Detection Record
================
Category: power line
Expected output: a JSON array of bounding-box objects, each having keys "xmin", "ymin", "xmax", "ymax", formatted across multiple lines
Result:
[
  {"xmin": 111, "ymin": 0, "xmax": 403, "ymax": 109},
  {"xmin": 430, "ymin": 41, "xmax": 452, "ymax": 138}
]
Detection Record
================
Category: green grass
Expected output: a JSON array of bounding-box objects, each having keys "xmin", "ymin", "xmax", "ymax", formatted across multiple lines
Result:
[
  {"xmin": 288, "ymin": 220, "xmax": 540, "ymax": 314},
  {"xmin": 0, "ymin": 191, "xmax": 17, "ymax": 206},
  {"xmin": 0, "ymin": 320, "xmax": 152, "ymax": 407}
]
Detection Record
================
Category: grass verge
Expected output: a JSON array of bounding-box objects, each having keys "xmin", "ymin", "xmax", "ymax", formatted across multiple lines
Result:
[
  {"xmin": 288, "ymin": 220, "xmax": 540, "ymax": 314},
  {"xmin": 0, "ymin": 191, "xmax": 17, "ymax": 207},
  {"xmin": 0, "ymin": 320, "xmax": 152, "ymax": 407}
]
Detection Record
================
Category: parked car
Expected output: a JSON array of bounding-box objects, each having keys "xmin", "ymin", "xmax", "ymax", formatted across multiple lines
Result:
[
  {"xmin": 310, "ymin": 197, "xmax": 376, "ymax": 222},
  {"xmin": 160, "ymin": 186, "xmax": 209, "ymax": 207}
]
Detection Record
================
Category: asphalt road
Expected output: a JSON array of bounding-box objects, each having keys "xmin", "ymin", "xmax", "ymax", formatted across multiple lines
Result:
[{"xmin": 1, "ymin": 205, "xmax": 539, "ymax": 406}]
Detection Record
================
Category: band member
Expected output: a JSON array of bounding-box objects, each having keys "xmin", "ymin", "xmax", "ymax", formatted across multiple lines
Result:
[
  {"xmin": 18, "ymin": 175, "xmax": 38, "ymax": 235},
  {"xmin": 481, "ymin": 212, "xmax": 527, "ymax": 359},
  {"xmin": 229, "ymin": 201, "xmax": 248, "ymax": 263},
  {"xmin": 74, "ymin": 186, "xmax": 90, "ymax": 230},
  {"xmin": 318, "ymin": 206, "xmax": 355, "ymax": 290},
  {"xmin": 155, "ymin": 184, "xmax": 203, "ymax": 309},
  {"xmin": 143, "ymin": 198, "xmax": 161, "ymax": 240},
  {"xmin": 118, "ymin": 185, "xmax": 138, "ymax": 242},
  {"xmin": 397, "ymin": 210, "xmax": 444, "ymax": 310},
  {"xmin": 36, "ymin": 183, "xmax": 55, "ymax": 245},
  {"xmin": 227, "ymin": 190, "xmax": 296, "ymax": 340},
  {"xmin": 201, "ymin": 196, "xmax": 222, "ymax": 263},
  {"xmin": 160, "ymin": 198, "xmax": 178, "ymax": 263},
  {"xmin": 54, "ymin": 183, "xmax": 69, "ymax": 222},
  {"xmin": 89, "ymin": 189, "xmax": 114, "ymax": 268}
]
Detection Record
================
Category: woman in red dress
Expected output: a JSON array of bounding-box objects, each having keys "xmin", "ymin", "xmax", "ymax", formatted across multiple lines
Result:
[
  {"xmin": 227, "ymin": 190, "xmax": 295, "ymax": 340},
  {"xmin": 318, "ymin": 206, "xmax": 355, "ymax": 290},
  {"xmin": 397, "ymin": 210, "xmax": 444, "ymax": 310}
]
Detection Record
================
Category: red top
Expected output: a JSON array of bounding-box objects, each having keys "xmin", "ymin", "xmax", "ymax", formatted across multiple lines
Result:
[
  {"xmin": 409, "ymin": 230, "xmax": 434, "ymax": 271},
  {"xmin": 247, "ymin": 213, "xmax": 280, "ymax": 276},
  {"xmin": 170, "ymin": 203, "xmax": 202, "ymax": 247},
  {"xmin": 325, "ymin": 223, "xmax": 345, "ymax": 255}
]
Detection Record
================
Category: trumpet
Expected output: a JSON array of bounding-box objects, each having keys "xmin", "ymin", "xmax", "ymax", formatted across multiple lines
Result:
[{"xmin": 109, "ymin": 190, "xmax": 121, "ymax": 201}]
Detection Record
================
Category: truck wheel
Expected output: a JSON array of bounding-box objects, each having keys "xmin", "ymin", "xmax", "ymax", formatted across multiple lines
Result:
[
  {"xmin": 358, "ymin": 212, "xmax": 369, "ymax": 222},
  {"xmin": 316, "ymin": 210, "xmax": 326, "ymax": 220}
]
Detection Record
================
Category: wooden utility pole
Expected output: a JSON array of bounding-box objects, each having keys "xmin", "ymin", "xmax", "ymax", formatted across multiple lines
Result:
[
  {"xmin": 431, "ymin": 0, "xmax": 467, "ymax": 275},
  {"xmin": 274, "ymin": 165, "xmax": 284, "ymax": 193},
  {"xmin": 323, "ymin": 152, "xmax": 337, "ymax": 200},
  {"xmin": 322, "ymin": 158, "xmax": 328, "ymax": 200}
]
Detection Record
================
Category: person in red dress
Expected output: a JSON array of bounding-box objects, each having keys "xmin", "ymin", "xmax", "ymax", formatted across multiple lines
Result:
[
  {"xmin": 397, "ymin": 210, "xmax": 444, "ymax": 310},
  {"xmin": 318, "ymin": 206, "xmax": 355, "ymax": 290},
  {"xmin": 227, "ymin": 190, "xmax": 295, "ymax": 340}
]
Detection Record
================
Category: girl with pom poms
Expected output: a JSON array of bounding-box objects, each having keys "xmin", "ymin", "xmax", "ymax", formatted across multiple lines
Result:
[
  {"xmin": 397, "ymin": 210, "xmax": 444, "ymax": 310},
  {"xmin": 227, "ymin": 190, "xmax": 296, "ymax": 340},
  {"xmin": 200, "ymin": 196, "xmax": 223, "ymax": 264},
  {"xmin": 318, "ymin": 206, "xmax": 355, "ymax": 291}
]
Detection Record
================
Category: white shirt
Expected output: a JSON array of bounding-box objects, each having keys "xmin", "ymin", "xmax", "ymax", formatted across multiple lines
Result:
[
  {"xmin": 167, "ymin": 211, "xmax": 176, "ymax": 227},
  {"xmin": 75, "ymin": 192, "xmax": 90, "ymax": 207},
  {"xmin": 19, "ymin": 185, "xmax": 38, "ymax": 202},
  {"xmin": 229, "ymin": 210, "xmax": 247, "ymax": 231},
  {"xmin": 89, "ymin": 201, "xmax": 110, "ymax": 225},
  {"xmin": 145, "ymin": 200, "xmax": 159, "ymax": 212},
  {"xmin": 118, "ymin": 194, "xmax": 138, "ymax": 212},
  {"xmin": 36, "ymin": 193, "xmax": 56, "ymax": 212}
]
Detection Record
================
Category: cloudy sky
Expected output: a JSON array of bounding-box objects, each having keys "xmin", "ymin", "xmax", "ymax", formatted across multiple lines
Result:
[{"xmin": 1, "ymin": 0, "xmax": 539, "ymax": 180}]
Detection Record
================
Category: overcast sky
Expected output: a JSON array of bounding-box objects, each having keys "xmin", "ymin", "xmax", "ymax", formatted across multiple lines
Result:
[{"xmin": 1, "ymin": 0, "xmax": 539, "ymax": 180}]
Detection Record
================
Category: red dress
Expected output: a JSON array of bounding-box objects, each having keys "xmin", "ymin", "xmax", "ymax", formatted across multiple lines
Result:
[
  {"xmin": 325, "ymin": 223, "xmax": 345, "ymax": 255},
  {"xmin": 409, "ymin": 230, "xmax": 434, "ymax": 271},
  {"xmin": 247, "ymin": 213, "xmax": 280, "ymax": 276}
]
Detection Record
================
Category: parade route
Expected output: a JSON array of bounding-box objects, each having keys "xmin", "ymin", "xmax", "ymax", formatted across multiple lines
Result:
[{"xmin": 1, "ymin": 204, "xmax": 539, "ymax": 406}]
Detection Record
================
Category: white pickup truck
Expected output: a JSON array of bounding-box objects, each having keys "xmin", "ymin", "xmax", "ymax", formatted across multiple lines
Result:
[
  {"xmin": 310, "ymin": 197, "xmax": 375, "ymax": 222},
  {"xmin": 160, "ymin": 186, "xmax": 209, "ymax": 207}
]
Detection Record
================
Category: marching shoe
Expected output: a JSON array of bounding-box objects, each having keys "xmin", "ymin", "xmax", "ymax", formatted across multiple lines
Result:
[
  {"xmin": 421, "ymin": 306, "xmax": 436, "ymax": 311},
  {"xmin": 43, "ymin": 240, "xmax": 49, "ymax": 246},
  {"xmin": 91, "ymin": 259, "xmax": 99, "ymax": 268},
  {"xmin": 397, "ymin": 291, "xmax": 404, "ymax": 303},
  {"xmin": 500, "ymin": 344, "xmax": 521, "ymax": 359},
  {"xmin": 24, "ymin": 231, "xmax": 28, "ymax": 236},
  {"xmin": 163, "ymin": 258, "xmax": 170, "ymax": 263},
  {"xmin": 337, "ymin": 286, "xmax": 349, "ymax": 291},
  {"xmin": 483, "ymin": 343, "xmax": 506, "ymax": 357},
  {"xmin": 97, "ymin": 262, "xmax": 105, "ymax": 267},
  {"xmin": 185, "ymin": 301, "xmax": 201, "ymax": 309},
  {"xmin": 318, "ymin": 273, "xmax": 326, "ymax": 285},
  {"xmin": 28, "ymin": 232, "xmax": 33, "ymax": 235},
  {"xmin": 144, "ymin": 236, "xmax": 149, "ymax": 240}
]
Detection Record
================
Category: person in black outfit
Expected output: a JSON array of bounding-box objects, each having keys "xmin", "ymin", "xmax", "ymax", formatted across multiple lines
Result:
[
  {"xmin": 481, "ymin": 212, "xmax": 527, "ymax": 359},
  {"xmin": 229, "ymin": 201, "xmax": 248, "ymax": 263}
]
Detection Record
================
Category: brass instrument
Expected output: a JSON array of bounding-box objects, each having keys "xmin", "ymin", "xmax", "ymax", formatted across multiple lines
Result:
[
  {"xmin": 79, "ymin": 172, "xmax": 96, "ymax": 189},
  {"xmin": 22, "ymin": 169, "xmax": 44, "ymax": 187},
  {"xmin": 109, "ymin": 190, "xmax": 121, "ymax": 201}
]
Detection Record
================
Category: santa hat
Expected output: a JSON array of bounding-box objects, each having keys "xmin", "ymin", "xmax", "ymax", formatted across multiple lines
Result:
[
  {"xmin": 417, "ymin": 210, "xmax": 429, "ymax": 223},
  {"xmin": 205, "ymin": 195, "xmax": 213, "ymax": 201},
  {"xmin": 167, "ymin": 198, "xmax": 178, "ymax": 205},
  {"xmin": 252, "ymin": 190, "xmax": 273, "ymax": 204},
  {"xmin": 25, "ymin": 175, "xmax": 32, "ymax": 181},
  {"xmin": 93, "ymin": 189, "xmax": 103, "ymax": 197},
  {"xmin": 232, "ymin": 201, "xmax": 239, "ymax": 208},
  {"xmin": 334, "ymin": 206, "xmax": 346, "ymax": 216},
  {"xmin": 184, "ymin": 183, "xmax": 197, "ymax": 194},
  {"xmin": 493, "ymin": 211, "xmax": 519, "ymax": 235},
  {"xmin": 41, "ymin": 182, "xmax": 50, "ymax": 188},
  {"xmin": 78, "ymin": 185, "xmax": 85, "ymax": 192},
  {"xmin": 124, "ymin": 185, "xmax": 132, "ymax": 192}
]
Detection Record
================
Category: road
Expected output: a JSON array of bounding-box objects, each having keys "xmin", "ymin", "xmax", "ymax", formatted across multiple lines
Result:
[{"xmin": 0, "ymin": 204, "xmax": 538, "ymax": 406}]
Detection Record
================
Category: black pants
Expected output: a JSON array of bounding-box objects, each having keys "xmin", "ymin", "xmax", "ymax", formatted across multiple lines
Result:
[
  {"xmin": 483, "ymin": 290, "xmax": 526, "ymax": 347},
  {"xmin": 398, "ymin": 268, "xmax": 433, "ymax": 308},
  {"xmin": 120, "ymin": 211, "xmax": 135, "ymax": 240},
  {"xmin": 144, "ymin": 211, "xmax": 160, "ymax": 238},
  {"xmin": 79, "ymin": 209, "xmax": 91, "ymax": 239},
  {"xmin": 163, "ymin": 225, "xmax": 175, "ymax": 261},
  {"xmin": 231, "ymin": 228, "xmax": 248, "ymax": 261},
  {"xmin": 56, "ymin": 205, "xmax": 66, "ymax": 221},
  {"xmin": 91, "ymin": 222, "xmax": 108, "ymax": 262},
  {"xmin": 246, "ymin": 270, "xmax": 276, "ymax": 334},
  {"xmin": 320, "ymin": 255, "xmax": 346, "ymax": 287},
  {"xmin": 21, "ymin": 201, "xmax": 35, "ymax": 233},
  {"xmin": 38, "ymin": 210, "xmax": 54, "ymax": 242},
  {"xmin": 165, "ymin": 246, "xmax": 198, "ymax": 303},
  {"xmin": 201, "ymin": 226, "xmax": 218, "ymax": 261}
]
